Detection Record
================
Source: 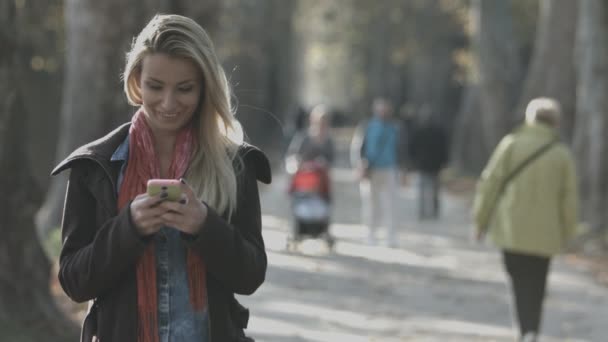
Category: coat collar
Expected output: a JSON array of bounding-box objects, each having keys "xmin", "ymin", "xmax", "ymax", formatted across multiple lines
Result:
[
  {"xmin": 51, "ymin": 123, "xmax": 130, "ymax": 176},
  {"xmin": 51, "ymin": 123, "xmax": 272, "ymax": 184},
  {"xmin": 516, "ymin": 123, "xmax": 558, "ymax": 139}
]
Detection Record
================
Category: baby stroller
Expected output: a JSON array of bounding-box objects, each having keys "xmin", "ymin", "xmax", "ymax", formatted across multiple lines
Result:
[{"xmin": 287, "ymin": 159, "xmax": 334, "ymax": 250}]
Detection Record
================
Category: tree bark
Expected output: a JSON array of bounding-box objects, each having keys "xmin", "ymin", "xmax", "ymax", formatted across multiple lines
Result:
[
  {"xmin": 450, "ymin": 0, "xmax": 523, "ymax": 174},
  {"xmin": 208, "ymin": 0, "xmax": 292, "ymax": 159},
  {"xmin": 36, "ymin": 0, "xmax": 170, "ymax": 236},
  {"xmin": 514, "ymin": 0, "xmax": 578, "ymax": 142},
  {"xmin": 0, "ymin": 0, "xmax": 77, "ymax": 339},
  {"xmin": 450, "ymin": 85, "xmax": 487, "ymax": 174},
  {"xmin": 473, "ymin": 0, "xmax": 523, "ymax": 151},
  {"xmin": 574, "ymin": 0, "xmax": 608, "ymax": 232}
]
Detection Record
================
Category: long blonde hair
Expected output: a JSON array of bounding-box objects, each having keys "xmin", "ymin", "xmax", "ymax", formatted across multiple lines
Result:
[{"xmin": 123, "ymin": 14, "xmax": 242, "ymax": 217}]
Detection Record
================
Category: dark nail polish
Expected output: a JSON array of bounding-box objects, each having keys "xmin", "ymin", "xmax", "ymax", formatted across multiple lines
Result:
[
  {"xmin": 161, "ymin": 186, "xmax": 167, "ymax": 190},
  {"xmin": 179, "ymin": 199, "xmax": 187, "ymax": 204},
  {"xmin": 160, "ymin": 192, "xmax": 168, "ymax": 199}
]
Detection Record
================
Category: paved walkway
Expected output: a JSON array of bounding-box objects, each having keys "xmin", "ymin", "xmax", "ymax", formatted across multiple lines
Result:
[{"xmin": 238, "ymin": 168, "xmax": 608, "ymax": 342}]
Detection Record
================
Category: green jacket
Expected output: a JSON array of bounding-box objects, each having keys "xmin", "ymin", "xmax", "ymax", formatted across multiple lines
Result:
[{"xmin": 473, "ymin": 123, "xmax": 578, "ymax": 257}]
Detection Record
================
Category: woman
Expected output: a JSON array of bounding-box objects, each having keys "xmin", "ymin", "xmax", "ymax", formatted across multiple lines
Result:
[
  {"xmin": 52, "ymin": 14, "xmax": 271, "ymax": 341},
  {"xmin": 285, "ymin": 104, "xmax": 335, "ymax": 169},
  {"xmin": 473, "ymin": 97, "xmax": 578, "ymax": 342}
]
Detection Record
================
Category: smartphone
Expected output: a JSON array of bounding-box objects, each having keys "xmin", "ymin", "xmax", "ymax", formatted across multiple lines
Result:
[{"xmin": 147, "ymin": 179, "xmax": 182, "ymax": 201}]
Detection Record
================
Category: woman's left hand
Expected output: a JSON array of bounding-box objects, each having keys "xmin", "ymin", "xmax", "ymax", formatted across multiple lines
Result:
[{"xmin": 158, "ymin": 178, "xmax": 208, "ymax": 236}]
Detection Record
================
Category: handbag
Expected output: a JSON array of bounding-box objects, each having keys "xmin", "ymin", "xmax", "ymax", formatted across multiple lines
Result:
[{"xmin": 481, "ymin": 138, "xmax": 558, "ymax": 233}]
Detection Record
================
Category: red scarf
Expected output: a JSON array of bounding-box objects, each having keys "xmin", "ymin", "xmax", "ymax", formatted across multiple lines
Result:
[{"xmin": 117, "ymin": 110, "xmax": 207, "ymax": 342}]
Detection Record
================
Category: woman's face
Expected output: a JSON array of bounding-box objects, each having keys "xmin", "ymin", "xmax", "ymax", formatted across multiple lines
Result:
[{"xmin": 137, "ymin": 53, "xmax": 203, "ymax": 136}]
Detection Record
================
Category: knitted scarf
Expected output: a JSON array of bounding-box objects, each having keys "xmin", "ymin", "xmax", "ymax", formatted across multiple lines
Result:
[{"xmin": 117, "ymin": 110, "xmax": 207, "ymax": 342}]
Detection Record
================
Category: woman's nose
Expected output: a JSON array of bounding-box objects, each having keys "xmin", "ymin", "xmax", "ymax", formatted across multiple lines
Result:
[{"xmin": 161, "ymin": 91, "xmax": 177, "ymax": 110}]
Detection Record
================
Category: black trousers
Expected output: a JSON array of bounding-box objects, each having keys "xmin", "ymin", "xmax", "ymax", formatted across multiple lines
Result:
[{"xmin": 502, "ymin": 250, "xmax": 551, "ymax": 337}]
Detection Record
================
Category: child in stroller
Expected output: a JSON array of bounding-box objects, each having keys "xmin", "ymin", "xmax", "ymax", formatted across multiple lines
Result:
[{"xmin": 287, "ymin": 159, "xmax": 334, "ymax": 248}]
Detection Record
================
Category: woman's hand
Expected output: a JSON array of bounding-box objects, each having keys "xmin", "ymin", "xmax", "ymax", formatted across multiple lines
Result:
[
  {"xmin": 130, "ymin": 193, "xmax": 168, "ymax": 236},
  {"xmin": 158, "ymin": 179, "xmax": 208, "ymax": 236},
  {"xmin": 474, "ymin": 227, "xmax": 486, "ymax": 243}
]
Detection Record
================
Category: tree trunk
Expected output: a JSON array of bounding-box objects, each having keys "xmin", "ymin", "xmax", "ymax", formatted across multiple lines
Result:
[
  {"xmin": 450, "ymin": 0, "xmax": 523, "ymax": 174},
  {"xmin": 514, "ymin": 0, "xmax": 578, "ymax": 142},
  {"xmin": 210, "ymin": 0, "xmax": 288, "ymax": 158},
  {"xmin": 574, "ymin": 0, "xmax": 608, "ymax": 232},
  {"xmin": 0, "ymin": 0, "xmax": 77, "ymax": 339},
  {"xmin": 450, "ymin": 85, "xmax": 487, "ymax": 174},
  {"xmin": 36, "ymin": 0, "xmax": 170, "ymax": 236},
  {"xmin": 473, "ymin": 0, "xmax": 523, "ymax": 152},
  {"xmin": 404, "ymin": 1, "xmax": 465, "ymax": 125}
]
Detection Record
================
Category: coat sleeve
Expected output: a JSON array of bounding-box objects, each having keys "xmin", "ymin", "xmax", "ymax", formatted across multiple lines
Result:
[
  {"xmin": 560, "ymin": 149, "xmax": 579, "ymax": 242},
  {"xmin": 349, "ymin": 121, "xmax": 367, "ymax": 168},
  {"xmin": 58, "ymin": 163, "xmax": 148, "ymax": 302},
  {"xmin": 472, "ymin": 136, "xmax": 513, "ymax": 233},
  {"xmin": 185, "ymin": 148, "xmax": 270, "ymax": 295}
]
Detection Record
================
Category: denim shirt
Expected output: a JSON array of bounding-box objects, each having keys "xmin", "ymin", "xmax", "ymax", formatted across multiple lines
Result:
[
  {"xmin": 363, "ymin": 117, "xmax": 399, "ymax": 169},
  {"xmin": 112, "ymin": 136, "xmax": 209, "ymax": 342}
]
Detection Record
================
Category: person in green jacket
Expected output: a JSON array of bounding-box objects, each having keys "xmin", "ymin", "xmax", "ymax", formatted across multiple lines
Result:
[{"xmin": 473, "ymin": 97, "xmax": 579, "ymax": 342}]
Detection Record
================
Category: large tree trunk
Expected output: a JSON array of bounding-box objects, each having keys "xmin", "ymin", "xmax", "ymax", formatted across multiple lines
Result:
[
  {"xmin": 574, "ymin": 0, "xmax": 608, "ymax": 232},
  {"xmin": 210, "ymin": 0, "xmax": 292, "ymax": 160},
  {"xmin": 473, "ymin": 0, "xmax": 523, "ymax": 152},
  {"xmin": 0, "ymin": 1, "xmax": 77, "ymax": 339},
  {"xmin": 450, "ymin": 85, "xmax": 487, "ymax": 174},
  {"xmin": 450, "ymin": 0, "xmax": 523, "ymax": 174},
  {"xmin": 514, "ymin": 0, "xmax": 578, "ymax": 142},
  {"xmin": 36, "ymin": 0, "xmax": 170, "ymax": 236},
  {"xmin": 404, "ymin": 1, "xmax": 465, "ymax": 125}
]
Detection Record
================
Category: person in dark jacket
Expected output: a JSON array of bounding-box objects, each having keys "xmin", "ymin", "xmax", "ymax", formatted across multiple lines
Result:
[
  {"xmin": 408, "ymin": 105, "xmax": 449, "ymax": 220},
  {"xmin": 52, "ymin": 14, "xmax": 271, "ymax": 342}
]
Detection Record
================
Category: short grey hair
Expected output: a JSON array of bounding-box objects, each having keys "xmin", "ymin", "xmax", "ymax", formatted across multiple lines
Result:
[{"xmin": 525, "ymin": 97, "xmax": 561, "ymax": 127}]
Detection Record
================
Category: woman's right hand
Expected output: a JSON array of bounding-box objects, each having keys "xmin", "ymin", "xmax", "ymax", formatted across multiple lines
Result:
[{"xmin": 130, "ymin": 193, "xmax": 167, "ymax": 236}]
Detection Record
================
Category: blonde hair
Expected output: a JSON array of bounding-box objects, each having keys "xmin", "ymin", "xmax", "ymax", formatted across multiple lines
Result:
[
  {"xmin": 123, "ymin": 14, "xmax": 241, "ymax": 217},
  {"xmin": 525, "ymin": 97, "xmax": 561, "ymax": 127}
]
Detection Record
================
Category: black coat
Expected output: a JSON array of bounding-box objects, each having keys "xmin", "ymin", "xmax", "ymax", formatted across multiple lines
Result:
[
  {"xmin": 408, "ymin": 122, "xmax": 449, "ymax": 173},
  {"xmin": 52, "ymin": 123, "xmax": 271, "ymax": 342}
]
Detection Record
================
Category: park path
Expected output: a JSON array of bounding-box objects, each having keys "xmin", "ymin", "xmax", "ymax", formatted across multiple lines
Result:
[{"xmin": 237, "ymin": 132, "xmax": 608, "ymax": 342}]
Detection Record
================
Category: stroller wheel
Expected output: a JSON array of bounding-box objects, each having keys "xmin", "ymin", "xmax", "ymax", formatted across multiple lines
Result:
[{"xmin": 286, "ymin": 230, "xmax": 302, "ymax": 251}]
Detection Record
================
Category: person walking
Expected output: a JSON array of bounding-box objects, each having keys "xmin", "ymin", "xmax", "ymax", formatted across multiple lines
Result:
[
  {"xmin": 408, "ymin": 105, "xmax": 449, "ymax": 220},
  {"xmin": 286, "ymin": 104, "xmax": 335, "ymax": 169},
  {"xmin": 351, "ymin": 98, "xmax": 401, "ymax": 247},
  {"xmin": 473, "ymin": 97, "xmax": 579, "ymax": 342},
  {"xmin": 52, "ymin": 14, "xmax": 271, "ymax": 342}
]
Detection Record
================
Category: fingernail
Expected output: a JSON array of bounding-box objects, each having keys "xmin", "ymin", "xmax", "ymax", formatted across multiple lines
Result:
[
  {"xmin": 160, "ymin": 192, "xmax": 168, "ymax": 198},
  {"xmin": 161, "ymin": 186, "xmax": 167, "ymax": 190},
  {"xmin": 179, "ymin": 199, "xmax": 187, "ymax": 204},
  {"xmin": 180, "ymin": 178, "xmax": 186, "ymax": 184}
]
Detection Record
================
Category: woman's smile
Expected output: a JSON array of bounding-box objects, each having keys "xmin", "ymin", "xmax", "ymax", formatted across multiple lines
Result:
[{"xmin": 138, "ymin": 53, "xmax": 203, "ymax": 136}]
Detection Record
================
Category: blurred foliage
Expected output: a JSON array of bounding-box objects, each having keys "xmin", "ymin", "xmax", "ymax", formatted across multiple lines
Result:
[
  {"xmin": 43, "ymin": 227, "xmax": 62, "ymax": 261},
  {"xmin": 16, "ymin": 0, "xmax": 64, "ymax": 75}
]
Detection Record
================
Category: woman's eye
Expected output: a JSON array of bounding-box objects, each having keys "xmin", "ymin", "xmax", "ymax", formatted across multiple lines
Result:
[
  {"xmin": 178, "ymin": 86, "xmax": 193, "ymax": 92},
  {"xmin": 146, "ymin": 83, "xmax": 162, "ymax": 90}
]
